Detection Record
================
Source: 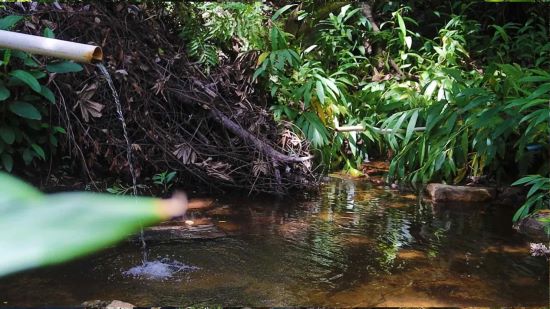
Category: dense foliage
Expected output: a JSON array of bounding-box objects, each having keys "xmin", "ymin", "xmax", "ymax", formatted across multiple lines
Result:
[
  {"xmin": 0, "ymin": 15, "xmax": 82, "ymax": 172},
  {"xmin": 177, "ymin": 1, "xmax": 549, "ymax": 220},
  {"xmin": 1, "ymin": 1, "xmax": 548, "ymax": 221}
]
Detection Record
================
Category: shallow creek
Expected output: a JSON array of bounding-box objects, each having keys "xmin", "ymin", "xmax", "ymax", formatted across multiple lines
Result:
[{"xmin": 0, "ymin": 178, "xmax": 547, "ymax": 306}]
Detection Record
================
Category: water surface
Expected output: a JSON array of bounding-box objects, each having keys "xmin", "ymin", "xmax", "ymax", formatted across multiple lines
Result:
[{"xmin": 0, "ymin": 178, "xmax": 547, "ymax": 306}]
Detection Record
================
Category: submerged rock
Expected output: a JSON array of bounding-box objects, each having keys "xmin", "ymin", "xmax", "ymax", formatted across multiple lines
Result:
[
  {"xmin": 138, "ymin": 217, "xmax": 226, "ymax": 242},
  {"xmin": 426, "ymin": 183, "xmax": 495, "ymax": 203}
]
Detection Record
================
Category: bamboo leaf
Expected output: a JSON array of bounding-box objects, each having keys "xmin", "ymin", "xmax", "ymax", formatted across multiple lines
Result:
[
  {"xmin": 404, "ymin": 110, "xmax": 419, "ymax": 145},
  {"xmin": 272, "ymin": 4, "xmax": 296, "ymax": 21},
  {"xmin": 396, "ymin": 12, "xmax": 407, "ymax": 39},
  {"xmin": 316, "ymin": 80, "xmax": 325, "ymax": 104}
]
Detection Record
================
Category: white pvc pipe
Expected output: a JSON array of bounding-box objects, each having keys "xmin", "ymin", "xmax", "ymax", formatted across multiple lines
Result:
[
  {"xmin": 333, "ymin": 117, "xmax": 426, "ymax": 134},
  {"xmin": 0, "ymin": 30, "xmax": 102, "ymax": 63}
]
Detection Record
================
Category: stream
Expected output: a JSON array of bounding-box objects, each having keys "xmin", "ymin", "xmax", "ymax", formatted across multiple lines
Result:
[{"xmin": 0, "ymin": 178, "xmax": 547, "ymax": 306}]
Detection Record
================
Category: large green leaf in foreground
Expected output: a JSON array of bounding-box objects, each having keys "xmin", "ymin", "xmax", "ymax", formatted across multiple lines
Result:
[{"xmin": 0, "ymin": 172, "xmax": 187, "ymax": 277}]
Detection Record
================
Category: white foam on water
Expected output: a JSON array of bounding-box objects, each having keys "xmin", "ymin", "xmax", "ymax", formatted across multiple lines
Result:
[{"xmin": 123, "ymin": 259, "xmax": 199, "ymax": 280}]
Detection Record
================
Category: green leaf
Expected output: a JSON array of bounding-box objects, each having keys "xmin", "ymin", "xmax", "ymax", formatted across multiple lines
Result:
[
  {"xmin": 316, "ymin": 80, "xmax": 325, "ymax": 104},
  {"xmin": 10, "ymin": 70, "xmax": 41, "ymax": 92},
  {"xmin": 1, "ymin": 154, "xmax": 13, "ymax": 172},
  {"xmin": 526, "ymin": 83, "xmax": 550, "ymax": 100},
  {"xmin": 0, "ymin": 15, "xmax": 23, "ymax": 30},
  {"xmin": 9, "ymin": 101, "xmax": 42, "ymax": 120},
  {"xmin": 46, "ymin": 61, "xmax": 83, "ymax": 73},
  {"xmin": 2, "ymin": 49, "xmax": 12, "ymax": 66},
  {"xmin": 512, "ymin": 175, "xmax": 541, "ymax": 186},
  {"xmin": 527, "ymin": 180, "xmax": 546, "ymax": 198},
  {"xmin": 0, "ymin": 172, "xmax": 188, "ymax": 277},
  {"xmin": 166, "ymin": 171, "xmax": 177, "ymax": 183},
  {"xmin": 0, "ymin": 81, "xmax": 10, "ymax": 101},
  {"xmin": 303, "ymin": 81, "xmax": 313, "ymax": 107},
  {"xmin": 512, "ymin": 197, "xmax": 540, "ymax": 222},
  {"xmin": 39, "ymin": 85, "xmax": 55, "ymax": 104},
  {"xmin": 22, "ymin": 148, "xmax": 34, "ymax": 165},
  {"xmin": 396, "ymin": 12, "xmax": 407, "ymax": 43},
  {"xmin": 320, "ymin": 76, "xmax": 339, "ymax": 98},
  {"xmin": 404, "ymin": 110, "xmax": 419, "ymax": 145},
  {"xmin": 53, "ymin": 126, "xmax": 67, "ymax": 134},
  {"xmin": 491, "ymin": 25, "xmax": 510, "ymax": 43},
  {"xmin": 272, "ymin": 4, "xmax": 297, "ymax": 21},
  {"xmin": 31, "ymin": 144, "xmax": 46, "ymax": 160},
  {"xmin": 297, "ymin": 112, "xmax": 329, "ymax": 147},
  {"xmin": 0, "ymin": 127, "xmax": 15, "ymax": 145},
  {"xmin": 519, "ymin": 76, "xmax": 550, "ymax": 83},
  {"xmin": 43, "ymin": 27, "xmax": 55, "ymax": 39}
]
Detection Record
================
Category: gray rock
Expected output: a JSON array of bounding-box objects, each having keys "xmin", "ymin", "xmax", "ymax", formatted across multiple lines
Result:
[
  {"xmin": 426, "ymin": 183, "xmax": 496, "ymax": 203},
  {"xmin": 106, "ymin": 300, "xmax": 134, "ymax": 309},
  {"xmin": 82, "ymin": 300, "xmax": 134, "ymax": 308}
]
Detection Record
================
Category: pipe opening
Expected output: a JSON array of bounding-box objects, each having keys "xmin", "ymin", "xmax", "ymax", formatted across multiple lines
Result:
[{"xmin": 91, "ymin": 46, "xmax": 103, "ymax": 63}]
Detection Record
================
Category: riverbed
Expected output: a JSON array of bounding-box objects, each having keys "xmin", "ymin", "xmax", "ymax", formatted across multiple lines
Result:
[{"xmin": 0, "ymin": 178, "xmax": 547, "ymax": 306}]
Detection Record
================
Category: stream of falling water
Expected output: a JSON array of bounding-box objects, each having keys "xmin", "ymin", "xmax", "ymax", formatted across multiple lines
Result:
[
  {"xmin": 96, "ymin": 64, "xmax": 147, "ymax": 262},
  {"xmin": 97, "ymin": 64, "xmax": 195, "ymax": 279}
]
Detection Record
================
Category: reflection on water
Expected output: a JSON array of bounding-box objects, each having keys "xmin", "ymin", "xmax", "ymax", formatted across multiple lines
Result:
[{"xmin": 0, "ymin": 178, "xmax": 547, "ymax": 306}]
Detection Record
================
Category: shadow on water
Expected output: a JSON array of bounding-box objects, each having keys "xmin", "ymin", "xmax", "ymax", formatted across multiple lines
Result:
[{"xmin": 0, "ymin": 178, "xmax": 547, "ymax": 306}]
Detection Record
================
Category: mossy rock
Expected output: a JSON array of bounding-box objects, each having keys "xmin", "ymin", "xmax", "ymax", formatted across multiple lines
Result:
[{"xmin": 514, "ymin": 210, "xmax": 550, "ymax": 240}]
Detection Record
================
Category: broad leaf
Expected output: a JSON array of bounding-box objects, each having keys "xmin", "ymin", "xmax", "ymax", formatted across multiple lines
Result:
[
  {"xmin": 0, "ymin": 172, "xmax": 188, "ymax": 277},
  {"xmin": 1, "ymin": 154, "xmax": 13, "ymax": 172},
  {"xmin": 31, "ymin": 144, "xmax": 45, "ymax": 160},
  {"xmin": 0, "ymin": 82, "xmax": 10, "ymax": 101},
  {"xmin": 39, "ymin": 85, "xmax": 55, "ymax": 104},
  {"xmin": 0, "ymin": 15, "xmax": 23, "ymax": 30},
  {"xmin": 9, "ymin": 101, "xmax": 42, "ymax": 120},
  {"xmin": 43, "ymin": 27, "xmax": 55, "ymax": 39},
  {"xmin": 0, "ymin": 127, "xmax": 15, "ymax": 145},
  {"xmin": 10, "ymin": 70, "xmax": 41, "ymax": 92},
  {"xmin": 46, "ymin": 61, "xmax": 83, "ymax": 73}
]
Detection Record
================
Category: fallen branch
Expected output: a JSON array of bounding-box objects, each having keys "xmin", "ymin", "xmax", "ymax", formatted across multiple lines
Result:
[{"xmin": 209, "ymin": 108, "xmax": 314, "ymax": 163}]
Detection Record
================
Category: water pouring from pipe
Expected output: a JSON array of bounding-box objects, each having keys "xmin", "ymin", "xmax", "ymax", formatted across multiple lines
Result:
[
  {"xmin": 97, "ymin": 65, "xmax": 197, "ymax": 279},
  {"xmin": 96, "ymin": 63, "xmax": 146, "ymax": 261}
]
